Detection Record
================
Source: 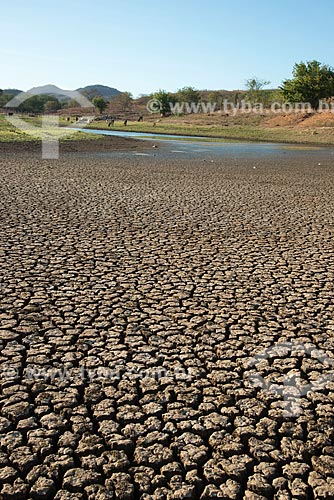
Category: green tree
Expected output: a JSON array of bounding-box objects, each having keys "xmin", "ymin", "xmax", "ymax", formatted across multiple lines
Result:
[
  {"xmin": 207, "ymin": 91, "xmax": 222, "ymax": 104},
  {"xmin": 233, "ymin": 92, "xmax": 240, "ymax": 106},
  {"xmin": 266, "ymin": 89, "xmax": 284, "ymax": 105},
  {"xmin": 18, "ymin": 95, "xmax": 46, "ymax": 113},
  {"xmin": 280, "ymin": 61, "xmax": 334, "ymax": 109},
  {"xmin": 15, "ymin": 94, "xmax": 61, "ymax": 113},
  {"xmin": 44, "ymin": 99, "xmax": 61, "ymax": 113},
  {"xmin": 114, "ymin": 91, "xmax": 133, "ymax": 111},
  {"xmin": 66, "ymin": 99, "xmax": 80, "ymax": 108},
  {"xmin": 245, "ymin": 77, "xmax": 270, "ymax": 104},
  {"xmin": 177, "ymin": 86, "xmax": 200, "ymax": 104},
  {"xmin": 152, "ymin": 89, "xmax": 172, "ymax": 115},
  {"xmin": 92, "ymin": 96, "xmax": 108, "ymax": 114},
  {"xmin": 0, "ymin": 92, "xmax": 11, "ymax": 107}
]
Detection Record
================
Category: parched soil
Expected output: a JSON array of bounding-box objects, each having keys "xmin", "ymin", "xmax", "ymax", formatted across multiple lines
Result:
[
  {"xmin": 0, "ymin": 135, "xmax": 152, "ymax": 154},
  {"xmin": 1, "ymin": 154, "xmax": 334, "ymax": 499}
]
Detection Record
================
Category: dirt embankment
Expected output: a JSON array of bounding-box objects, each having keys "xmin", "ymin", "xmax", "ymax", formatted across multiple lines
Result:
[{"xmin": 265, "ymin": 111, "xmax": 334, "ymax": 128}]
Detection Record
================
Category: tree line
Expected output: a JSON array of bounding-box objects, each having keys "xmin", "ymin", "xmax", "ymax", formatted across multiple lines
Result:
[
  {"xmin": 151, "ymin": 61, "xmax": 334, "ymax": 115},
  {"xmin": 1, "ymin": 60, "xmax": 334, "ymax": 114}
]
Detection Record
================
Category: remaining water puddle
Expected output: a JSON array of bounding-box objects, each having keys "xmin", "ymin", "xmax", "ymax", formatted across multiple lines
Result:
[{"xmin": 66, "ymin": 127, "xmax": 332, "ymax": 160}]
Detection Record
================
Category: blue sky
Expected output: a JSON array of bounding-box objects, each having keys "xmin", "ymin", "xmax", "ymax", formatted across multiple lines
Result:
[{"xmin": 1, "ymin": 0, "xmax": 333, "ymax": 96}]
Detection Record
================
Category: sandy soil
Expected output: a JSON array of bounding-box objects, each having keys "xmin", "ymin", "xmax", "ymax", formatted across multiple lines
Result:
[{"xmin": 1, "ymin": 153, "xmax": 334, "ymax": 499}]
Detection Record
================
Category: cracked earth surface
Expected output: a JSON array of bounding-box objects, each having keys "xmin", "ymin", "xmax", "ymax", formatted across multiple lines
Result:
[{"xmin": 1, "ymin": 153, "xmax": 334, "ymax": 499}]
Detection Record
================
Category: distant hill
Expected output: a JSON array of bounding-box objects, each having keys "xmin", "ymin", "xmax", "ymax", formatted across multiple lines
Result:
[
  {"xmin": 11, "ymin": 84, "xmax": 122, "ymax": 103},
  {"xmin": 76, "ymin": 85, "xmax": 121, "ymax": 100},
  {"xmin": 0, "ymin": 84, "xmax": 122, "ymax": 110},
  {"xmin": 26, "ymin": 84, "xmax": 76, "ymax": 102},
  {"xmin": 2, "ymin": 89, "xmax": 22, "ymax": 96}
]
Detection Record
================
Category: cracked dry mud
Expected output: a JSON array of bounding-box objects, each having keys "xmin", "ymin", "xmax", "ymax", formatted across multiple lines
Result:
[{"xmin": 1, "ymin": 153, "xmax": 334, "ymax": 499}]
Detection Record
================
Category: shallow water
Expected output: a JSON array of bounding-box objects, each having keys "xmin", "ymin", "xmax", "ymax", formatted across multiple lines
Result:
[{"xmin": 70, "ymin": 127, "xmax": 334, "ymax": 159}]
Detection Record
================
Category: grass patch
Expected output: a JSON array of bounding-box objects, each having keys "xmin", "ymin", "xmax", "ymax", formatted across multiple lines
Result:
[{"xmin": 0, "ymin": 114, "xmax": 100, "ymax": 143}]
